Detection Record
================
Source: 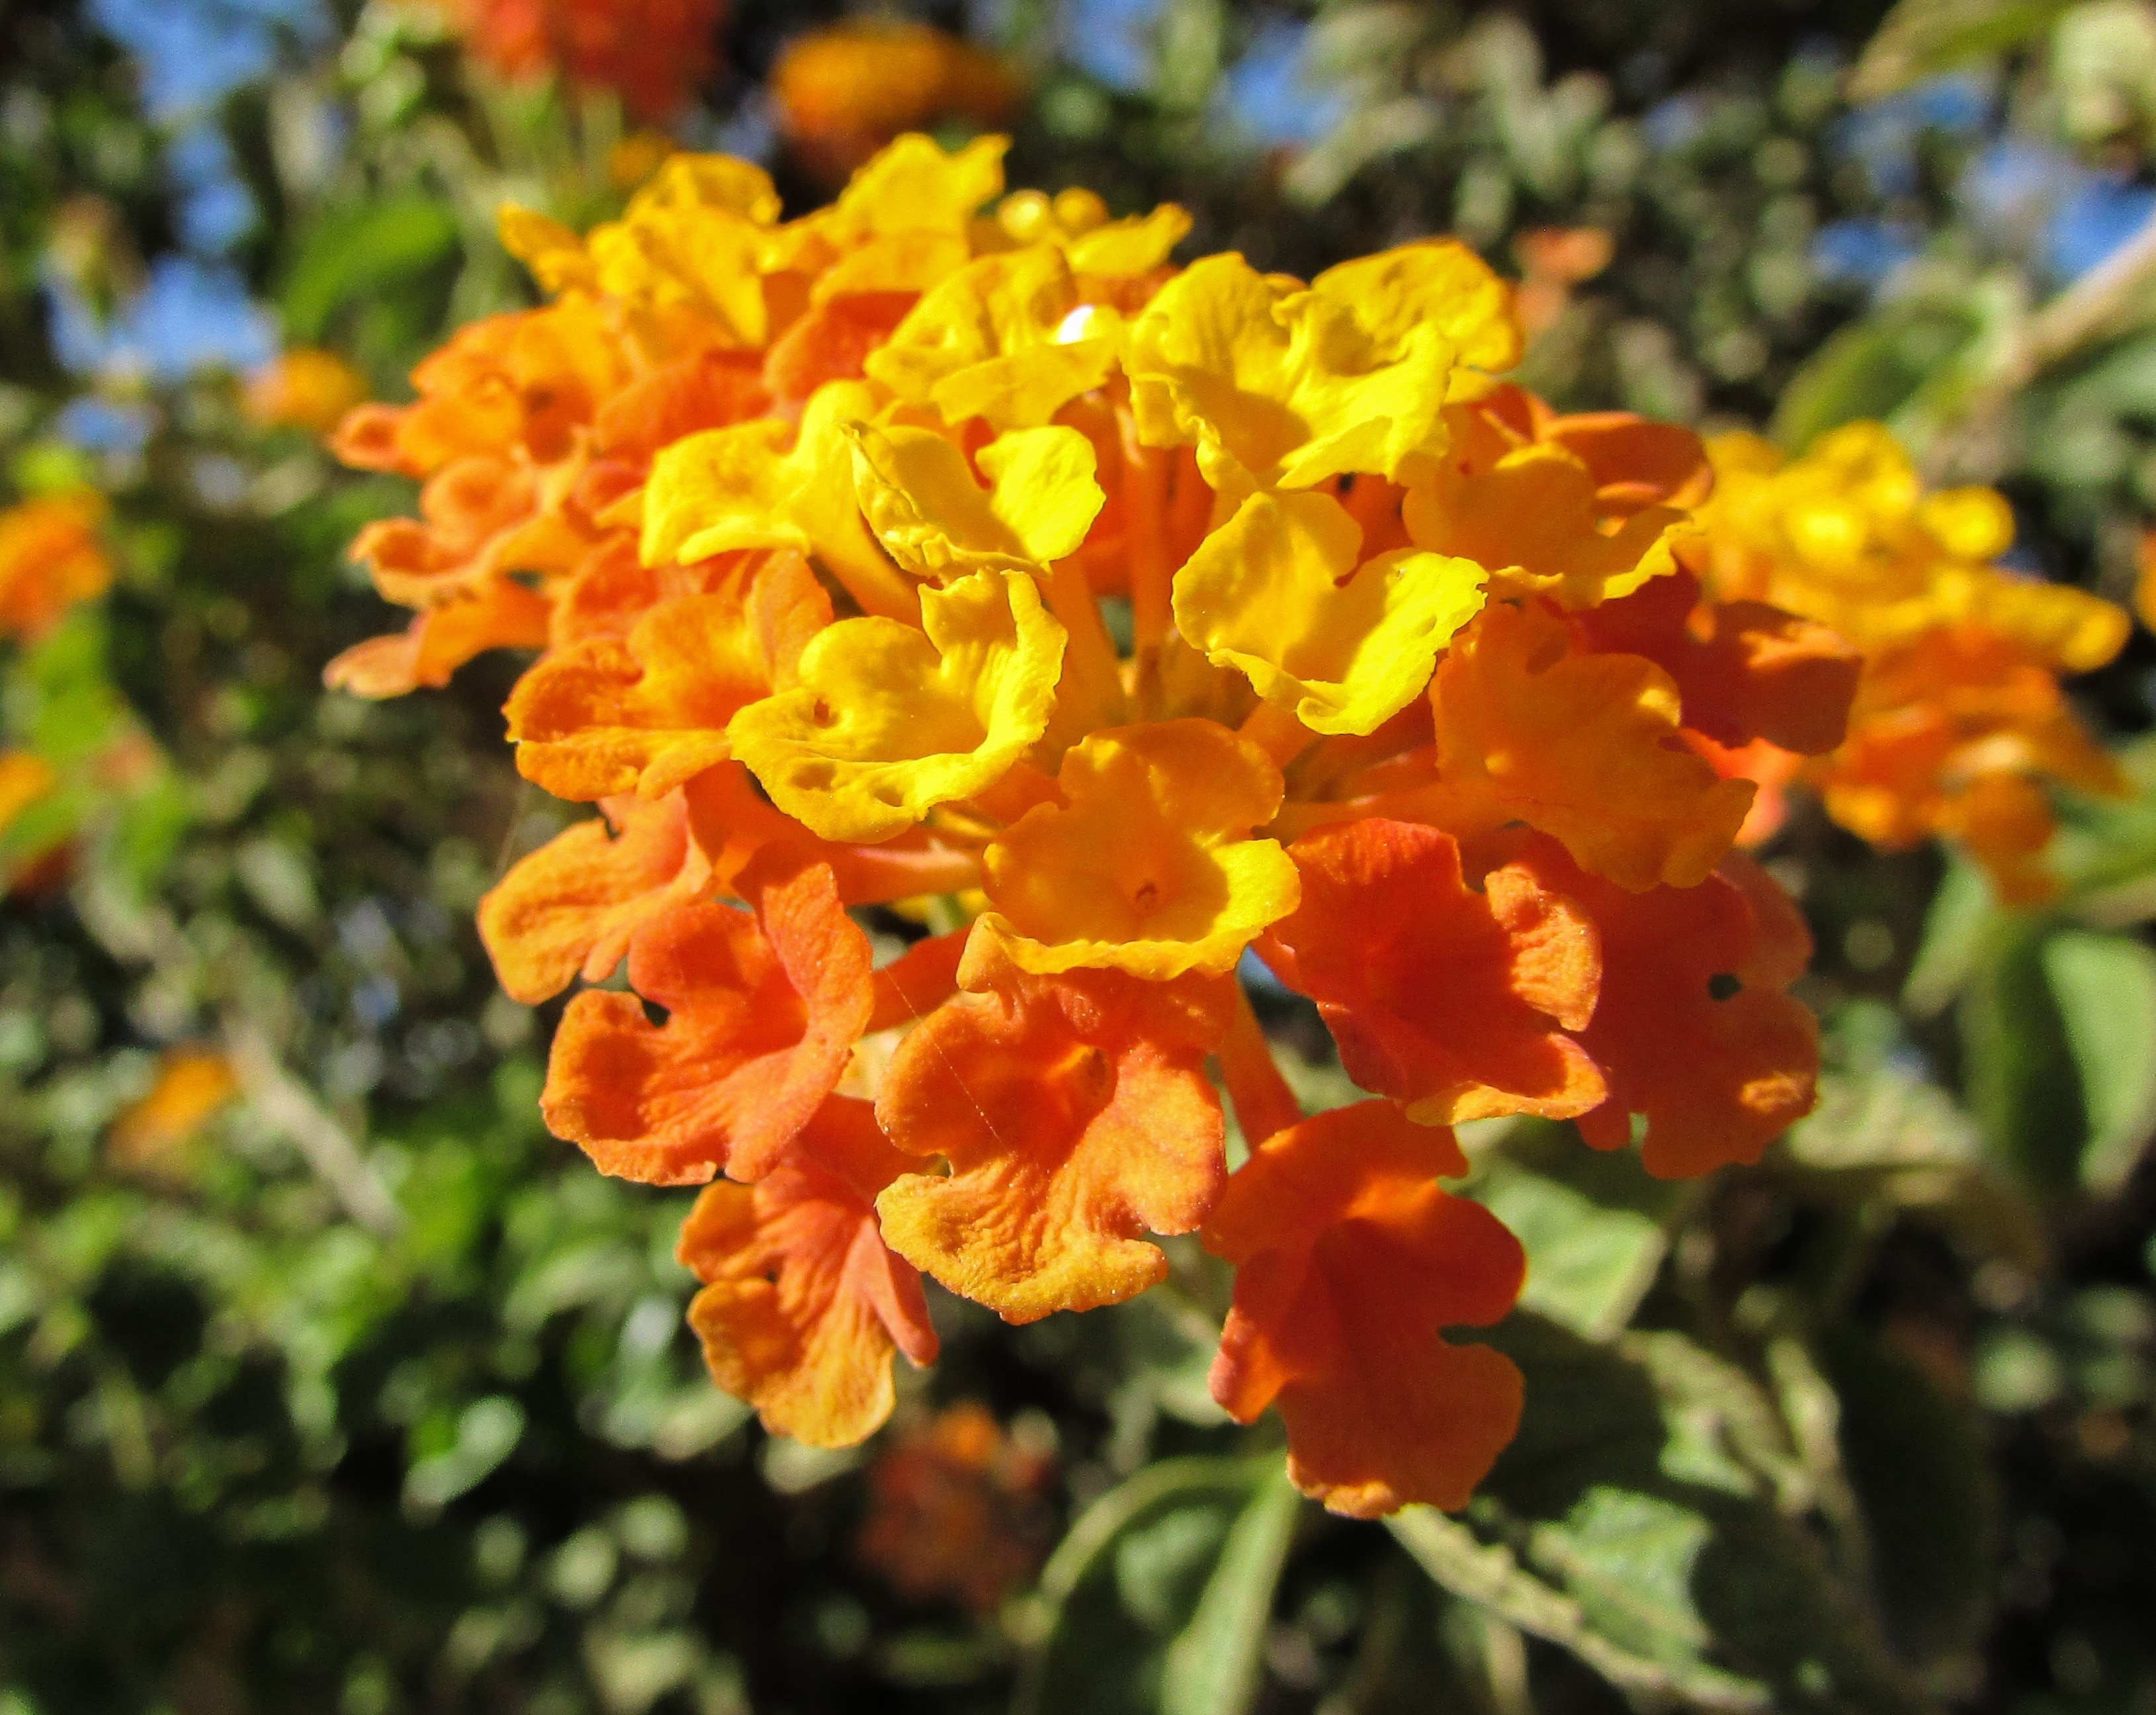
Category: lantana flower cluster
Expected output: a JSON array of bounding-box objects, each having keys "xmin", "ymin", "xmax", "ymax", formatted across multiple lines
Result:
[
  {"xmin": 329, "ymin": 136, "xmax": 1856, "ymax": 1515},
  {"xmin": 1688, "ymin": 426, "xmax": 2130, "ymax": 904}
]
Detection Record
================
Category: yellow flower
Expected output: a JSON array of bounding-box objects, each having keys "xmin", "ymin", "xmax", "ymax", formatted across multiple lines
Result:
[
  {"xmin": 1125, "ymin": 254, "xmax": 1458, "ymax": 502},
  {"xmin": 1173, "ymin": 490, "xmax": 1486, "ymax": 736},
  {"xmin": 847, "ymin": 423, "xmax": 1105, "ymax": 581},
  {"xmin": 728, "ymin": 567, "xmax": 1066, "ymax": 842},
  {"xmin": 1310, "ymin": 240, "xmax": 1523, "ymax": 385},
  {"xmin": 865, "ymin": 245, "xmax": 1125, "ymax": 432},
  {"xmin": 969, "ymin": 719, "xmax": 1300, "ymax": 981},
  {"xmin": 638, "ymin": 382, "xmax": 920, "ymax": 621}
]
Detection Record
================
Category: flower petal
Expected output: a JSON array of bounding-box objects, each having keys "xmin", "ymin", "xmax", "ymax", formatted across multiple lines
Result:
[
  {"xmin": 1260, "ymin": 818, "xmax": 1604, "ymax": 1123},
  {"xmin": 540, "ymin": 858, "xmax": 875, "ymax": 1184},
  {"xmin": 730, "ymin": 566, "xmax": 1065, "ymax": 841},
  {"xmin": 1174, "ymin": 490, "xmax": 1485, "ymax": 736},
  {"xmin": 477, "ymin": 791, "xmax": 707, "ymax": 1004},
  {"xmin": 972, "ymin": 718, "xmax": 1300, "ymax": 980},
  {"xmin": 1430, "ymin": 601, "xmax": 1754, "ymax": 891},
  {"xmin": 874, "ymin": 961, "xmax": 1229, "ymax": 1321},
  {"xmin": 506, "ymin": 554, "xmax": 832, "ymax": 799},
  {"xmin": 1205, "ymin": 1100, "xmax": 1525, "ymax": 1517},
  {"xmin": 679, "ymin": 1095, "xmax": 937, "ymax": 1447}
]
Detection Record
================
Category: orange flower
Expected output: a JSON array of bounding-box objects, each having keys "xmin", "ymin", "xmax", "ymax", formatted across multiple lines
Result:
[
  {"xmin": 873, "ymin": 949, "xmax": 1229, "ymax": 1322},
  {"xmin": 773, "ymin": 24, "xmax": 1020, "ymax": 178},
  {"xmin": 478, "ymin": 789, "xmax": 709, "ymax": 1004},
  {"xmin": 244, "ymin": 348, "xmax": 368, "ymax": 435},
  {"xmin": 1813, "ymin": 625, "xmax": 2123, "ymax": 906},
  {"xmin": 1512, "ymin": 227, "xmax": 1613, "ymax": 335},
  {"xmin": 1259, "ymin": 818, "xmax": 1604, "ymax": 1124},
  {"xmin": 1553, "ymin": 842, "xmax": 1819, "ymax": 1178},
  {"xmin": 678, "ymin": 1096, "xmax": 937, "ymax": 1447},
  {"xmin": 1429, "ymin": 601, "xmax": 1756, "ymax": 891},
  {"xmin": 428, "ymin": 0, "xmax": 724, "ymax": 120},
  {"xmin": 0, "ymin": 490, "xmax": 111, "ymax": 642},
  {"xmin": 855, "ymin": 1403, "xmax": 1055, "ymax": 1612},
  {"xmin": 506, "ymin": 552, "xmax": 829, "ymax": 800},
  {"xmin": 109, "ymin": 1051, "xmax": 239, "ymax": 1168},
  {"xmin": 1571, "ymin": 568, "xmax": 1859, "ymax": 756},
  {"xmin": 1205, "ymin": 1100, "xmax": 1526, "ymax": 1517},
  {"xmin": 540, "ymin": 858, "xmax": 874, "ymax": 1184}
]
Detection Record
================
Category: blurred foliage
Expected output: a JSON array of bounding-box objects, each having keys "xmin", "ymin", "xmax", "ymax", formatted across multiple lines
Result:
[{"xmin": 1, "ymin": 0, "xmax": 2153, "ymax": 1712}]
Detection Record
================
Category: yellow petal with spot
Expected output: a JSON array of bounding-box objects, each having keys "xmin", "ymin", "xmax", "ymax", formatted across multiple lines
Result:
[
  {"xmin": 728, "ymin": 568, "xmax": 1066, "ymax": 842},
  {"xmin": 1175, "ymin": 491, "xmax": 1485, "ymax": 736}
]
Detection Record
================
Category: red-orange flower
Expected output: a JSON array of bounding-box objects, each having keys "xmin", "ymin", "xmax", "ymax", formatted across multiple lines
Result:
[
  {"xmin": 678, "ymin": 1096, "xmax": 937, "ymax": 1447},
  {"xmin": 0, "ymin": 490, "xmax": 111, "ymax": 642},
  {"xmin": 427, "ymin": 0, "xmax": 724, "ymax": 120},
  {"xmin": 1553, "ymin": 842, "xmax": 1819, "ymax": 1178},
  {"xmin": 1259, "ymin": 818, "xmax": 1604, "ymax": 1124},
  {"xmin": 855, "ymin": 1403, "xmax": 1055, "ymax": 1612},
  {"xmin": 1206, "ymin": 1100, "xmax": 1526, "ymax": 1517},
  {"xmin": 540, "ymin": 857, "xmax": 873, "ymax": 1184}
]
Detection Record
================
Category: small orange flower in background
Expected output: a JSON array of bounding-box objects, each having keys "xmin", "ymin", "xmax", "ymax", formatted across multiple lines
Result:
[
  {"xmin": 1512, "ymin": 226, "xmax": 1613, "ymax": 337},
  {"xmin": 0, "ymin": 751, "xmax": 55, "ymax": 837},
  {"xmin": 772, "ymin": 22, "xmax": 1021, "ymax": 178},
  {"xmin": 245, "ymin": 349, "xmax": 370, "ymax": 435},
  {"xmin": 333, "ymin": 132, "xmax": 1871, "ymax": 1518},
  {"xmin": 109, "ymin": 1051, "xmax": 240, "ymax": 1172},
  {"xmin": 0, "ymin": 489, "xmax": 112, "ymax": 643},
  {"xmin": 1688, "ymin": 424, "xmax": 2132, "ymax": 902},
  {"xmin": 427, "ymin": 0, "xmax": 724, "ymax": 120},
  {"xmin": 855, "ymin": 1402, "xmax": 1055, "ymax": 1611}
]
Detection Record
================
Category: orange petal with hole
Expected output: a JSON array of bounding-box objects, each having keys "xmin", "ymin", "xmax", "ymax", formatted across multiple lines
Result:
[
  {"xmin": 1260, "ymin": 818, "xmax": 1604, "ymax": 1123},
  {"xmin": 477, "ymin": 791, "xmax": 709, "ymax": 1004},
  {"xmin": 1205, "ymin": 1100, "xmax": 1524, "ymax": 1517},
  {"xmin": 540, "ymin": 858, "xmax": 874, "ymax": 1184},
  {"xmin": 1542, "ymin": 840, "xmax": 1819, "ymax": 1176},
  {"xmin": 679, "ymin": 1095, "xmax": 937, "ymax": 1448},
  {"xmin": 873, "ymin": 961, "xmax": 1229, "ymax": 1321}
]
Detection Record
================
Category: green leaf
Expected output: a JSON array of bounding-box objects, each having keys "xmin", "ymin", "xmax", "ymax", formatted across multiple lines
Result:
[
  {"xmin": 1903, "ymin": 858, "xmax": 1999, "ymax": 1018},
  {"xmin": 2042, "ymin": 930, "xmax": 2156, "ymax": 1194},
  {"xmin": 1017, "ymin": 1455, "xmax": 1290, "ymax": 1715},
  {"xmin": 1161, "ymin": 1468, "xmax": 1302, "ymax": 1715},
  {"xmin": 1849, "ymin": 0, "xmax": 2078, "ymax": 99},
  {"xmin": 1960, "ymin": 914, "xmax": 2087, "ymax": 1204},
  {"xmin": 1781, "ymin": 1004, "xmax": 2045, "ymax": 1267},
  {"xmin": 1818, "ymin": 1325, "xmax": 1995, "ymax": 1668},
  {"xmin": 1465, "ymin": 1120, "xmax": 1692, "ymax": 1341},
  {"xmin": 1772, "ymin": 303, "xmax": 1985, "ymax": 453},
  {"xmin": 1391, "ymin": 1317, "xmax": 1929, "ymax": 1715},
  {"xmin": 281, "ymin": 197, "xmax": 461, "ymax": 344}
]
